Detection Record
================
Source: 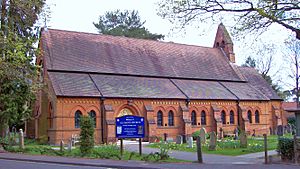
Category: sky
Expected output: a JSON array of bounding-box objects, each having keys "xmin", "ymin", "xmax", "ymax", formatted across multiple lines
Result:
[{"xmin": 44, "ymin": 0, "xmax": 293, "ymax": 90}]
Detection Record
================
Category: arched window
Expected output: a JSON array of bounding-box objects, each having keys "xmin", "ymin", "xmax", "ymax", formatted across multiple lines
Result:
[
  {"xmin": 255, "ymin": 110, "xmax": 260, "ymax": 123},
  {"xmin": 157, "ymin": 111, "xmax": 163, "ymax": 126},
  {"xmin": 75, "ymin": 110, "xmax": 82, "ymax": 128},
  {"xmin": 230, "ymin": 110, "xmax": 234, "ymax": 124},
  {"xmin": 168, "ymin": 110, "xmax": 174, "ymax": 126},
  {"xmin": 201, "ymin": 111, "xmax": 206, "ymax": 125},
  {"xmin": 88, "ymin": 110, "xmax": 96, "ymax": 128},
  {"xmin": 191, "ymin": 111, "xmax": 197, "ymax": 125},
  {"xmin": 221, "ymin": 110, "xmax": 226, "ymax": 124},
  {"xmin": 247, "ymin": 110, "xmax": 252, "ymax": 123}
]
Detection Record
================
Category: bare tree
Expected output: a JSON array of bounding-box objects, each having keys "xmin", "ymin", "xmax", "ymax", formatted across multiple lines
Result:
[
  {"xmin": 158, "ymin": 0, "xmax": 300, "ymax": 40},
  {"xmin": 284, "ymin": 37, "xmax": 300, "ymax": 104}
]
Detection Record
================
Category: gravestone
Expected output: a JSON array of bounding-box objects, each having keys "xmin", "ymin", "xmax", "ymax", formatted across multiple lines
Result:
[
  {"xmin": 187, "ymin": 136, "xmax": 193, "ymax": 148},
  {"xmin": 208, "ymin": 132, "xmax": 217, "ymax": 150},
  {"xmin": 176, "ymin": 135, "xmax": 183, "ymax": 144},
  {"xmin": 286, "ymin": 124, "xmax": 291, "ymax": 133},
  {"xmin": 252, "ymin": 129, "xmax": 256, "ymax": 137},
  {"xmin": 240, "ymin": 131, "xmax": 247, "ymax": 148},
  {"xmin": 19, "ymin": 129, "xmax": 24, "ymax": 149},
  {"xmin": 199, "ymin": 128, "xmax": 206, "ymax": 144},
  {"xmin": 60, "ymin": 140, "xmax": 64, "ymax": 152},
  {"xmin": 166, "ymin": 137, "xmax": 174, "ymax": 143},
  {"xmin": 68, "ymin": 138, "xmax": 72, "ymax": 151},
  {"xmin": 234, "ymin": 127, "xmax": 239, "ymax": 140},
  {"xmin": 277, "ymin": 125, "xmax": 283, "ymax": 136},
  {"xmin": 219, "ymin": 128, "xmax": 224, "ymax": 139}
]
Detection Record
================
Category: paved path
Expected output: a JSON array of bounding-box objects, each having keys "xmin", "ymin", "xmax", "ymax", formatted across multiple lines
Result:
[{"xmin": 121, "ymin": 140, "xmax": 276, "ymax": 164}]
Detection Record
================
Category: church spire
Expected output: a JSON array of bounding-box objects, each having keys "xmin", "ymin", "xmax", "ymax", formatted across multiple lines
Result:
[{"xmin": 213, "ymin": 23, "xmax": 235, "ymax": 63}]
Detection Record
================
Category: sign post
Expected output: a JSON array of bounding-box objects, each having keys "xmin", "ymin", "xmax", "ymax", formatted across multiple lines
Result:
[{"xmin": 116, "ymin": 115, "xmax": 145, "ymax": 156}]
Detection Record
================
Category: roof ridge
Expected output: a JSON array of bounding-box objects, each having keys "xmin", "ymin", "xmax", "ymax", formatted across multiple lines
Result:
[{"xmin": 45, "ymin": 28, "xmax": 216, "ymax": 49}]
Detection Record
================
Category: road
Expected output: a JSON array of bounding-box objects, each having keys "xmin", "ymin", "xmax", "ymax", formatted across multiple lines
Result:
[
  {"xmin": 0, "ymin": 158, "xmax": 299, "ymax": 169},
  {"xmin": 0, "ymin": 159, "xmax": 111, "ymax": 169}
]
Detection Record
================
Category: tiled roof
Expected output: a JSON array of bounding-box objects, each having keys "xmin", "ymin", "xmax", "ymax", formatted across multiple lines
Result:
[
  {"xmin": 220, "ymin": 82, "xmax": 269, "ymax": 100},
  {"xmin": 48, "ymin": 72, "xmax": 100, "ymax": 97},
  {"xmin": 41, "ymin": 29, "xmax": 243, "ymax": 81},
  {"xmin": 42, "ymin": 29, "xmax": 280, "ymax": 100},
  {"xmin": 238, "ymin": 67, "xmax": 282, "ymax": 100},
  {"xmin": 282, "ymin": 102, "xmax": 297, "ymax": 110},
  {"xmin": 172, "ymin": 79, "xmax": 237, "ymax": 100},
  {"xmin": 90, "ymin": 74, "xmax": 186, "ymax": 99}
]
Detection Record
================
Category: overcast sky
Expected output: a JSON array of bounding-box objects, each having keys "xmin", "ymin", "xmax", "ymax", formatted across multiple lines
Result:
[{"xmin": 44, "ymin": 0, "xmax": 293, "ymax": 89}]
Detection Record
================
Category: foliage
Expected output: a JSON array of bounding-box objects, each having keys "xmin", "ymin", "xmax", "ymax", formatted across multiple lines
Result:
[
  {"xmin": 283, "ymin": 37, "xmax": 300, "ymax": 102},
  {"xmin": 148, "ymin": 135, "xmax": 283, "ymax": 156},
  {"xmin": 158, "ymin": 0, "xmax": 300, "ymax": 40},
  {"xmin": 93, "ymin": 10, "xmax": 164, "ymax": 40},
  {"xmin": 79, "ymin": 116, "xmax": 95, "ymax": 156},
  {"xmin": 192, "ymin": 130, "xmax": 200, "ymax": 138},
  {"xmin": 242, "ymin": 56, "xmax": 290, "ymax": 100},
  {"xmin": 5, "ymin": 141, "xmax": 185, "ymax": 162},
  {"xmin": 287, "ymin": 117, "xmax": 296, "ymax": 126},
  {"xmin": 0, "ymin": 0, "xmax": 45, "ymax": 136},
  {"xmin": 277, "ymin": 137, "xmax": 294, "ymax": 160},
  {"xmin": 242, "ymin": 56, "xmax": 256, "ymax": 68}
]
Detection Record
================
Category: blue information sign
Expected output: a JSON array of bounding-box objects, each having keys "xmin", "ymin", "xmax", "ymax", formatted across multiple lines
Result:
[{"xmin": 115, "ymin": 115, "xmax": 145, "ymax": 138}]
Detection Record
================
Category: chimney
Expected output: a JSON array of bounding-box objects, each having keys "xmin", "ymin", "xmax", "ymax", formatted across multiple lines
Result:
[{"xmin": 213, "ymin": 23, "xmax": 235, "ymax": 63}]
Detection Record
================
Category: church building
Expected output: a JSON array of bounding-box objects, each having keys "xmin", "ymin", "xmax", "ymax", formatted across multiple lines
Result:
[{"xmin": 27, "ymin": 24, "xmax": 285, "ymax": 145}]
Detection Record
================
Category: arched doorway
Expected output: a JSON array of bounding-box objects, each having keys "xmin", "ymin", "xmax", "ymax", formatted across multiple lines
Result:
[{"xmin": 117, "ymin": 108, "xmax": 134, "ymax": 117}]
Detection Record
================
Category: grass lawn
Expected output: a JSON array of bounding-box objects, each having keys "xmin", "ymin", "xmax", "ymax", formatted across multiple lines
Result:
[
  {"xmin": 147, "ymin": 134, "xmax": 292, "ymax": 156},
  {"xmin": 4, "ymin": 140, "xmax": 190, "ymax": 163}
]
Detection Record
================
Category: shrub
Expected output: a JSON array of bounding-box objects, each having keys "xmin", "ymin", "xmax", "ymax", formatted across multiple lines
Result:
[
  {"xmin": 79, "ymin": 116, "xmax": 95, "ymax": 156},
  {"xmin": 93, "ymin": 144, "xmax": 121, "ymax": 159},
  {"xmin": 277, "ymin": 137, "xmax": 294, "ymax": 161},
  {"xmin": 192, "ymin": 131, "xmax": 200, "ymax": 139}
]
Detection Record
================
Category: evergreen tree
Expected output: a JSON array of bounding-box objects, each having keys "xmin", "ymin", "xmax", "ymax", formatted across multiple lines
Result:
[
  {"xmin": 0, "ymin": 0, "xmax": 45, "ymax": 136},
  {"xmin": 94, "ymin": 10, "xmax": 164, "ymax": 40},
  {"xmin": 79, "ymin": 116, "xmax": 94, "ymax": 156}
]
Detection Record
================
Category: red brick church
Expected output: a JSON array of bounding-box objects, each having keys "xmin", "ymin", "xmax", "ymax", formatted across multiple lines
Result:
[{"xmin": 27, "ymin": 24, "xmax": 285, "ymax": 145}]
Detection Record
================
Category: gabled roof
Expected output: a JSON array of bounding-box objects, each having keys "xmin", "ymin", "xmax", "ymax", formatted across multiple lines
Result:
[
  {"xmin": 238, "ymin": 67, "xmax": 282, "ymax": 100},
  {"xmin": 42, "ymin": 28, "xmax": 281, "ymax": 101},
  {"xmin": 42, "ymin": 29, "xmax": 243, "ymax": 81}
]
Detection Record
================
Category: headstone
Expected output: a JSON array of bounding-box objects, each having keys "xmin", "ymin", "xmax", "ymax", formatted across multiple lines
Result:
[
  {"xmin": 199, "ymin": 128, "xmax": 206, "ymax": 144},
  {"xmin": 269, "ymin": 127, "xmax": 273, "ymax": 135},
  {"xmin": 19, "ymin": 129, "xmax": 24, "ymax": 149},
  {"xmin": 219, "ymin": 128, "xmax": 224, "ymax": 139},
  {"xmin": 68, "ymin": 138, "xmax": 72, "ymax": 151},
  {"xmin": 288, "ymin": 124, "xmax": 293, "ymax": 133},
  {"xmin": 252, "ymin": 129, "xmax": 256, "ymax": 137},
  {"xmin": 240, "ymin": 131, "xmax": 247, "ymax": 148},
  {"xmin": 208, "ymin": 132, "xmax": 217, "ymax": 150},
  {"xmin": 277, "ymin": 125, "xmax": 283, "ymax": 136},
  {"xmin": 176, "ymin": 135, "xmax": 183, "ymax": 144},
  {"xmin": 187, "ymin": 136, "xmax": 193, "ymax": 148},
  {"xmin": 166, "ymin": 137, "xmax": 174, "ymax": 143},
  {"xmin": 60, "ymin": 140, "xmax": 64, "ymax": 152},
  {"xmin": 234, "ymin": 127, "xmax": 239, "ymax": 140}
]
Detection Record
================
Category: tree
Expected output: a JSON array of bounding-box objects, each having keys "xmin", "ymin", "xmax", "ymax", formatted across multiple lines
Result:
[
  {"xmin": 79, "ymin": 116, "xmax": 94, "ymax": 156},
  {"xmin": 284, "ymin": 36, "xmax": 300, "ymax": 103},
  {"xmin": 93, "ymin": 10, "xmax": 164, "ymax": 40},
  {"xmin": 158, "ymin": 0, "xmax": 300, "ymax": 40},
  {"xmin": 242, "ymin": 56, "xmax": 256, "ymax": 68},
  {"xmin": 0, "ymin": 0, "xmax": 45, "ymax": 136},
  {"xmin": 242, "ymin": 54, "xmax": 290, "ymax": 101}
]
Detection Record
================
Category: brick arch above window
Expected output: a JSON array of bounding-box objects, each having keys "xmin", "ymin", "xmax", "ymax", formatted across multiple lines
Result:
[{"xmin": 70, "ymin": 105, "xmax": 86, "ymax": 117}]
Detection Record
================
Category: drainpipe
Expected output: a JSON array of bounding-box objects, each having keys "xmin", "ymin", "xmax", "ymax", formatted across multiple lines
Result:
[
  {"xmin": 100, "ymin": 97, "xmax": 105, "ymax": 144},
  {"xmin": 236, "ymin": 100, "xmax": 241, "ymax": 126}
]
